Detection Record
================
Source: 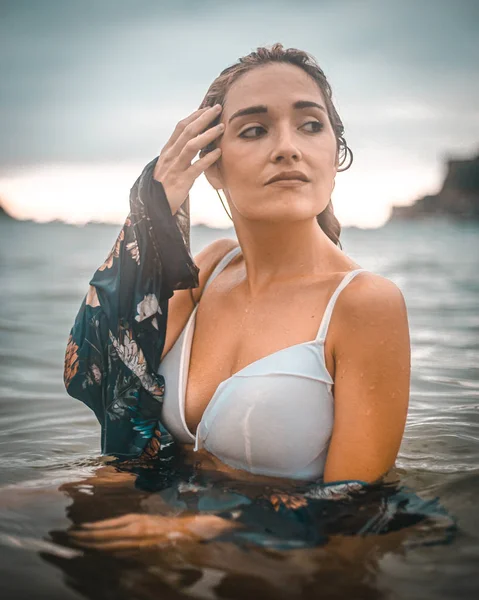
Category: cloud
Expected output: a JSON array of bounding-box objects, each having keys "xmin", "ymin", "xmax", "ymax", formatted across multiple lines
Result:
[{"xmin": 1, "ymin": 0, "xmax": 477, "ymax": 226}]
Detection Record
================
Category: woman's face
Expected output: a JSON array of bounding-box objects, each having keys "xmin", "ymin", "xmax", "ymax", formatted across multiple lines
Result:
[{"xmin": 207, "ymin": 63, "xmax": 339, "ymax": 224}]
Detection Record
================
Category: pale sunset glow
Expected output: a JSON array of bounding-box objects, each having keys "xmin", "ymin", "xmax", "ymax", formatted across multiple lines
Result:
[{"xmin": 0, "ymin": 161, "xmax": 441, "ymax": 229}]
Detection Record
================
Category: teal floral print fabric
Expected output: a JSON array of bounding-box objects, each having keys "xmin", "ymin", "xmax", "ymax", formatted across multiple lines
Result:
[{"xmin": 64, "ymin": 157, "xmax": 199, "ymax": 459}]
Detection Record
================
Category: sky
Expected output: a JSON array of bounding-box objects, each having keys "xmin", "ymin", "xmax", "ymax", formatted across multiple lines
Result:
[{"xmin": 0, "ymin": 0, "xmax": 478, "ymax": 228}]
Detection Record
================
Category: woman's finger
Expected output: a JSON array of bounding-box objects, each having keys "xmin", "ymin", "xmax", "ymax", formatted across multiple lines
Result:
[
  {"xmin": 71, "ymin": 536, "xmax": 177, "ymax": 551},
  {"xmin": 164, "ymin": 107, "xmax": 212, "ymax": 152},
  {"xmin": 176, "ymin": 123, "xmax": 224, "ymax": 170},
  {"xmin": 69, "ymin": 524, "xmax": 138, "ymax": 540},
  {"xmin": 188, "ymin": 148, "xmax": 222, "ymax": 180},
  {"xmin": 71, "ymin": 529, "xmax": 193, "ymax": 551},
  {"xmin": 80, "ymin": 514, "xmax": 136, "ymax": 529},
  {"xmin": 70, "ymin": 538, "xmax": 148, "ymax": 551},
  {"xmin": 70, "ymin": 515, "xmax": 178, "ymax": 539},
  {"xmin": 69, "ymin": 527, "xmax": 193, "ymax": 550},
  {"xmin": 169, "ymin": 104, "xmax": 222, "ymax": 157}
]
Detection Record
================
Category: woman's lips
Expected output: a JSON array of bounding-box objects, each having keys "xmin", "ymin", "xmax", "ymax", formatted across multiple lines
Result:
[{"xmin": 267, "ymin": 179, "xmax": 309, "ymax": 186}]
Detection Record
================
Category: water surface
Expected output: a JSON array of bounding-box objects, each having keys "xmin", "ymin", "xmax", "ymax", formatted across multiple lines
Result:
[{"xmin": 0, "ymin": 218, "xmax": 478, "ymax": 599}]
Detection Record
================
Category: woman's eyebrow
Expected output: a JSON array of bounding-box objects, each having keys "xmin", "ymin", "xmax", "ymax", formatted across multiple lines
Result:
[{"xmin": 228, "ymin": 100, "xmax": 326, "ymax": 123}]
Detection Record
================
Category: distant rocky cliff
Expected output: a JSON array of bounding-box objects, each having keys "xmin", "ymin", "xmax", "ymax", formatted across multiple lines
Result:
[{"xmin": 388, "ymin": 152, "xmax": 479, "ymax": 222}]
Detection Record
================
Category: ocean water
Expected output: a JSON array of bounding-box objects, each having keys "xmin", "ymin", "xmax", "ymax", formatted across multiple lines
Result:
[{"xmin": 0, "ymin": 217, "xmax": 478, "ymax": 599}]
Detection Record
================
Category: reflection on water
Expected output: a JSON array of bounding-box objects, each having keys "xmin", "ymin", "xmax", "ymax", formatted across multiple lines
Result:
[
  {"xmin": 0, "ymin": 219, "xmax": 478, "ymax": 598},
  {"xmin": 2, "ymin": 460, "xmax": 458, "ymax": 599}
]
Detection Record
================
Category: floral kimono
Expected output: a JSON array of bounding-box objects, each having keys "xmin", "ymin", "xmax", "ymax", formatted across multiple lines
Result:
[
  {"xmin": 64, "ymin": 157, "xmax": 456, "ymax": 544},
  {"xmin": 64, "ymin": 156, "xmax": 199, "ymax": 459}
]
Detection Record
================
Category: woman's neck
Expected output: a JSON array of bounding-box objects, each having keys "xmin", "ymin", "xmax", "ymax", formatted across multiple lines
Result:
[{"xmin": 233, "ymin": 217, "xmax": 340, "ymax": 297}]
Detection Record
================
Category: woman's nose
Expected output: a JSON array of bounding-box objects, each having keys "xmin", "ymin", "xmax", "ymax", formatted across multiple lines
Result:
[{"xmin": 270, "ymin": 126, "xmax": 303, "ymax": 163}]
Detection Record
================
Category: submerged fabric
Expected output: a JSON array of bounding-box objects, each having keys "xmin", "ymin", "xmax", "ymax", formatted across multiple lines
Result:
[
  {"xmin": 126, "ymin": 461, "xmax": 457, "ymax": 551},
  {"xmin": 160, "ymin": 245, "xmax": 367, "ymax": 480}
]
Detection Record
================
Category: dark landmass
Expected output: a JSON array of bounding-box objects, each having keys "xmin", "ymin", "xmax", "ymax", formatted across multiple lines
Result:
[{"xmin": 388, "ymin": 152, "xmax": 479, "ymax": 222}]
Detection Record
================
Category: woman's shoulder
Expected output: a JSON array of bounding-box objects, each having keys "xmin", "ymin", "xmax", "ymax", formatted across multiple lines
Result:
[
  {"xmin": 335, "ymin": 269, "xmax": 409, "ymax": 335},
  {"xmin": 192, "ymin": 237, "xmax": 240, "ymax": 298},
  {"xmin": 161, "ymin": 238, "xmax": 239, "ymax": 360},
  {"xmin": 340, "ymin": 268, "xmax": 406, "ymax": 309}
]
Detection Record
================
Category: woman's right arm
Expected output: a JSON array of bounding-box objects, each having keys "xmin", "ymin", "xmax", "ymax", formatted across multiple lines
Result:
[
  {"xmin": 64, "ymin": 105, "xmax": 226, "ymax": 459},
  {"xmin": 64, "ymin": 159, "xmax": 197, "ymax": 458}
]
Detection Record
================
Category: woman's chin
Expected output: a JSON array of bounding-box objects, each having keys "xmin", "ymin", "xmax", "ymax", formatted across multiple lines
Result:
[{"xmin": 246, "ymin": 205, "xmax": 323, "ymax": 224}]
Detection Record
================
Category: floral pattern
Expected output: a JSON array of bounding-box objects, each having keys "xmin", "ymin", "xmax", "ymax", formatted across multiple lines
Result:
[
  {"xmin": 268, "ymin": 492, "xmax": 309, "ymax": 511},
  {"xmin": 126, "ymin": 240, "xmax": 140, "ymax": 265},
  {"xmin": 135, "ymin": 293, "xmax": 161, "ymax": 324},
  {"xmin": 64, "ymin": 157, "xmax": 199, "ymax": 458},
  {"xmin": 98, "ymin": 229, "xmax": 124, "ymax": 271},
  {"xmin": 85, "ymin": 285, "xmax": 100, "ymax": 308},
  {"xmin": 64, "ymin": 335, "xmax": 79, "ymax": 388}
]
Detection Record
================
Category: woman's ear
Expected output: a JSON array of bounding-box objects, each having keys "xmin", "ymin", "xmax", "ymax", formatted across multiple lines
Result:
[{"xmin": 203, "ymin": 159, "xmax": 223, "ymax": 190}]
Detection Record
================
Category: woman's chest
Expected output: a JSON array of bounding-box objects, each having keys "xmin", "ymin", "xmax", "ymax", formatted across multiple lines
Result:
[{"xmin": 184, "ymin": 283, "xmax": 337, "ymax": 436}]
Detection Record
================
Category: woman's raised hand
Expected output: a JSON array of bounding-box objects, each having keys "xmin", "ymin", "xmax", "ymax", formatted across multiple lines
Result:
[{"xmin": 153, "ymin": 104, "xmax": 224, "ymax": 215}]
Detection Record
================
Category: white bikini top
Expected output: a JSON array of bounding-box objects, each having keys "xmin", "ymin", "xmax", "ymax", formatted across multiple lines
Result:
[{"xmin": 159, "ymin": 246, "xmax": 367, "ymax": 480}]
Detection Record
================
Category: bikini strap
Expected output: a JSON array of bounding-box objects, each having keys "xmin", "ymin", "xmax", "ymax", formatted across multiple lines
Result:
[
  {"xmin": 202, "ymin": 245, "xmax": 241, "ymax": 295},
  {"xmin": 315, "ymin": 269, "xmax": 368, "ymax": 343}
]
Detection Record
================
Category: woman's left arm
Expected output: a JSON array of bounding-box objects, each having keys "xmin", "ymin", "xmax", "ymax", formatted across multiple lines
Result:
[
  {"xmin": 244, "ymin": 281, "xmax": 413, "ymax": 540},
  {"xmin": 323, "ymin": 273, "xmax": 411, "ymax": 484}
]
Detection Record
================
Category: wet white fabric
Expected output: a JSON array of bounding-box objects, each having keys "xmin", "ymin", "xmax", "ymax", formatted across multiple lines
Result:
[{"xmin": 159, "ymin": 246, "xmax": 367, "ymax": 480}]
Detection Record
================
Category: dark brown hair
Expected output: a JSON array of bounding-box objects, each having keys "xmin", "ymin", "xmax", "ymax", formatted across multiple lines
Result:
[{"xmin": 199, "ymin": 43, "xmax": 353, "ymax": 248}]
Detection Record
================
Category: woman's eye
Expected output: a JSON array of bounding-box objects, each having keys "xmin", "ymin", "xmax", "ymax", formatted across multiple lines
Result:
[
  {"xmin": 239, "ymin": 126, "xmax": 265, "ymax": 139},
  {"xmin": 239, "ymin": 121, "xmax": 324, "ymax": 139},
  {"xmin": 301, "ymin": 120, "xmax": 324, "ymax": 133}
]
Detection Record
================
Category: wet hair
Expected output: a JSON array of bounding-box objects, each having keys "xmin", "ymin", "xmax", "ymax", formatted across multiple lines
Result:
[{"xmin": 198, "ymin": 43, "xmax": 353, "ymax": 249}]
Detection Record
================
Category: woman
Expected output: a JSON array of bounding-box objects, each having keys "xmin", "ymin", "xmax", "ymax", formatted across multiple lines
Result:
[{"xmin": 65, "ymin": 44, "xmax": 413, "ymax": 548}]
